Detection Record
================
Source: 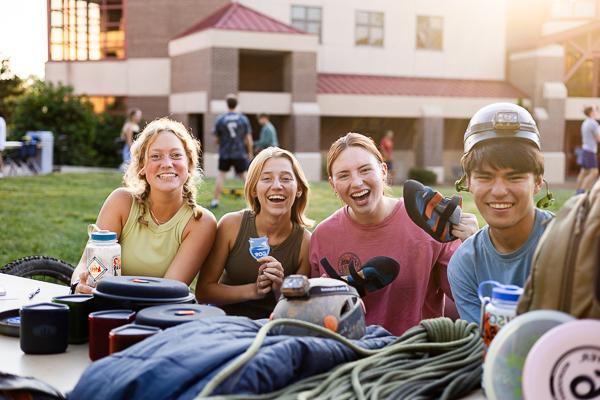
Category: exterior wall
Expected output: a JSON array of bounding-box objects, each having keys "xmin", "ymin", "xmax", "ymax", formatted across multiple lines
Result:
[
  {"xmin": 171, "ymin": 49, "xmax": 212, "ymax": 93},
  {"xmin": 508, "ymin": 45, "xmax": 564, "ymax": 104},
  {"xmin": 318, "ymin": 94, "xmax": 523, "ymax": 118},
  {"xmin": 45, "ymin": 59, "xmax": 170, "ymax": 96},
  {"xmin": 126, "ymin": 96, "xmax": 169, "ymax": 121},
  {"xmin": 505, "ymin": 0, "xmax": 548, "ymax": 51},
  {"xmin": 241, "ymin": 0, "xmax": 506, "ymax": 80},
  {"xmin": 126, "ymin": 0, "xmax": 228, "ymax": 58}
]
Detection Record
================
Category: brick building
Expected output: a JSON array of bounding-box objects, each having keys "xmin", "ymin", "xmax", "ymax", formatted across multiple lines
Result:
[{"xmin": 45, "ymin": 0, "xmax": 600, "ymax": 182}]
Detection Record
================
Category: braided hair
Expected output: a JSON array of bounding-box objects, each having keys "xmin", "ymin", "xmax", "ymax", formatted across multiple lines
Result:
[{"xmin": 123, "ymin": 117, "xmax": 203, "ymax": 225}]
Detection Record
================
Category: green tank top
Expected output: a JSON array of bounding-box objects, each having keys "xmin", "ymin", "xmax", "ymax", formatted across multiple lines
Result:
[
  {"xmin": 220, "ymin": 210, "xmax": 306, "ymax": 319},
  {"xmin": 120, "ymin": 198, "xmax": 193, "ymax": 278}
]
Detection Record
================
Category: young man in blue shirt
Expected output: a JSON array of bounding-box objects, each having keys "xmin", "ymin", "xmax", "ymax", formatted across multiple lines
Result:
[{"xmin": 448, "ymin": 103, "xmax": 554, "ymax": 323}]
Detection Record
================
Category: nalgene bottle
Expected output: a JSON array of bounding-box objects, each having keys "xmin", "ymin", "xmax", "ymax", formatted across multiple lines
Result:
[
  {"xmin": 86, "ymin": 231, "xmax": 121, "ymax": 287},
  {"xmin": 478, "ymin": 280, "xmax": 523, "ymax": 357}
]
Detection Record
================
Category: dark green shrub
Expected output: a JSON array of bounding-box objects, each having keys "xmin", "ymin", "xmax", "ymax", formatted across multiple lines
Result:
[
  {"xmin": 95, "ymin": 111, "xmax": 125, "ymax": 168},
  {"xmin": 408, "ymin": 167, "xmax": 437, "ymax": 185},
  {"xmin": 11, "ymin": 80, "xmax": 98, "ymax": 166}
]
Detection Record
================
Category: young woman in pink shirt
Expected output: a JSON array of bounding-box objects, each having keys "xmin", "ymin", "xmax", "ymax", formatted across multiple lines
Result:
[{"xmin": 310, "ymin": 132, "xmax": 477, "ymax": 335}]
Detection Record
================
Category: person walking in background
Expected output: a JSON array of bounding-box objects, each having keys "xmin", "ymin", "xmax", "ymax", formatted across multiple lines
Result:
[
  {"xmin": 120, "ymin": 108, "xmax": 142, "ymax": 172},
  {"xmin": 575, "ymin": 105, "xmax": 600, "ymax": 194},
  {"xmin": 379, "ymin": 130, "xmax": 394, "ymax": 184},
  {"xmin": 210, "ymin": 94, "xmax": 253, "ymax": 209},
  {"xmin": 254, "ymin": 113, "xmax": 279, "ymax": 153},
  {"xmin": 0, "ymin": 114, "xmax": 6, "ymax": 177}
]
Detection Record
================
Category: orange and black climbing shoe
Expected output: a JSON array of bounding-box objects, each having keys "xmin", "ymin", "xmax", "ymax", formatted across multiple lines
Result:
[{"xmin": 403, "ymin": 179, "xmax": 462, "ymax": 243}]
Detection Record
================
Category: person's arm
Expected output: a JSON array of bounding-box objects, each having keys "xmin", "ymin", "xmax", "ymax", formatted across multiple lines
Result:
[
  {"xmin": 254, "ymin": 126, "xmax": 268, "ymax": 150},
  {"xmin": 432, "ymin": 240, "xmax": 461, "ymax": 302},
  {"xmin": 163, "ymin": 208, "xmax": 217, "ymax": 285},
  {"xmin": 123, "ymin": 124, "xmax": 134, "ymax": 147},
  {"xmin": 195, "ymin": 212, "xmax": 271, "ymax": 304},
  {"xmin": 245, "ymin": 133, "xmax": 254, "ymax": 159},
  {"xmin": 447, "ymin": 250, "xmax": 481, "ymax": 324},
  {"xmin": 309, "ymin": 228, "xmax": 323, "ymax": 278},
  {"xmin": 73, "ymin": 188, "xmax": 133, "ymax": 293}
]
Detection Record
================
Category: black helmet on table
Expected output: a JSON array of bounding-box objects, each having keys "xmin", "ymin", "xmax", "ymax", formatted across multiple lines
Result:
[
  {"xmin": 271, "ymin": 277, "xmax": 366, "ymax": 340},
  {"xmin": 463, "ymin": 102, "xmax": 540, "ymax": 153}
]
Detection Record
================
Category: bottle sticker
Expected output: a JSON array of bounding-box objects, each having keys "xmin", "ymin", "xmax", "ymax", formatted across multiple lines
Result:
[
  {"xmin": 249, "ymin": 236, "xmax": 270, "ymax": 261},
  {"xmin": 112, "ymin": 255, "xmax": 121, "ymax": 276},
  {"xmin": 87, "ymin": 256, "xmax": 108, "ymax": 282}
]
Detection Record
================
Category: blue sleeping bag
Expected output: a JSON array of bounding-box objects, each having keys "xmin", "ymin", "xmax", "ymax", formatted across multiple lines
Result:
[{"xmin": 68, "ymin": 316, "xmax": 395, "ymax": 399}]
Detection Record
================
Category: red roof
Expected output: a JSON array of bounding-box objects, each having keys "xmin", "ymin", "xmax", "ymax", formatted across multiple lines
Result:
[
  {"xmin": 317, "ymin": 73, "xmax": 527, "ymax": 98},
  {"xmin": 175, "ymin": 2, "xmax": 305, "ymax": 39}
]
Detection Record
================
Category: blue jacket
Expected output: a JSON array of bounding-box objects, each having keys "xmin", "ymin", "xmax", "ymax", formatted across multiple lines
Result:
[{"xmin": 69, "ymin": 316, "xmax": 395, "ymax": 399}]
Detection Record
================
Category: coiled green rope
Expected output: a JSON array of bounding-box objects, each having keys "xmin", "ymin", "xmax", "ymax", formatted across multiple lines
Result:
[{"xmin": 197, "ymin": 317, "xmax": 482, "ymax": 400}]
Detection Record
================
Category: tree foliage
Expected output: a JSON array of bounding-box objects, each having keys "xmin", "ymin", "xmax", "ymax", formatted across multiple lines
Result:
[
  {"xmin": 11, "ymin": 80, "xmax": 98, "ymax": 165},
  {"xmin": 0, "ymin": 58, "xmax": 25, "ymax": 121}
]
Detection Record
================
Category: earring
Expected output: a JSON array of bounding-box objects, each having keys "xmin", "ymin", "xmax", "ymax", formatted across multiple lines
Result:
[{"xmin": 296, "ymin": 192, "xmax": 302, "ymax": 198}]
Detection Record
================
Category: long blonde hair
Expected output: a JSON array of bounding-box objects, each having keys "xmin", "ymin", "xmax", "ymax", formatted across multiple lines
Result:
[
  {"xmin": 244, "ymin": 147, "xmax": 312, "ymax": 227},
  {"xmin": 123, "ymin": 117, "xmax": 203, "ymax": 224}
]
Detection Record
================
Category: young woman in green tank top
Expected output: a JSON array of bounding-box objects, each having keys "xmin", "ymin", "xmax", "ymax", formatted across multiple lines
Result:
[
  {"xmin": 72, "ymin": 118, "xmax": 217, "ymax": 294},
  {"xmin": 196, "ymin": 147, "xmax": 312, "ymax": 319}
]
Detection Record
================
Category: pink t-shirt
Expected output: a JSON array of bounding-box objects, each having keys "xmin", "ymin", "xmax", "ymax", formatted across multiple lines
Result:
[{"xmin": 310, "ymin": 199, "xmax": 458, "ymax": 336}]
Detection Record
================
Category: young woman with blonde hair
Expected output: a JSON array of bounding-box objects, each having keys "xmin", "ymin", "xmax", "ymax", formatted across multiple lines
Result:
[
  {"xmin": 196, "ymin": 147, "xmax": 311, "ymax": 319},
  {"xmin": 73, "ymin": 118, "xmax": 217, "ymax": 293}
]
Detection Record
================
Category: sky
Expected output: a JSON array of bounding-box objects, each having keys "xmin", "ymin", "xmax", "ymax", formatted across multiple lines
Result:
[{"xmin": 0, "ymin": 0, "xmax": 48, "ymax": 79}]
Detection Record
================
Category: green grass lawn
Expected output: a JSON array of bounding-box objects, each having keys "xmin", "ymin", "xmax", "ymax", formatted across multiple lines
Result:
[{"xmin": 0, "ymin": 172, "xmax": 574, "ymax": 267}]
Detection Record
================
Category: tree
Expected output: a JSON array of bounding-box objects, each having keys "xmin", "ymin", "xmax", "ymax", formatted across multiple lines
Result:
[
  {"xmin": 11, "ymin": 80, "xmax": 98, "ymax": 166},
  {"xmin": 0, "ymin": 58, "xmax": 24, "ymax": 122}
]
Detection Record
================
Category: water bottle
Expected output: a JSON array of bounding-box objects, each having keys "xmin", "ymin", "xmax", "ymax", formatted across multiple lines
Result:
[
  {"xmin": 478, "ymin": 280, "xmax": 523, "ymax": 356},
  {"xmin": 85, "ymin": 231, "xmax": 121, "ymax": 287}
]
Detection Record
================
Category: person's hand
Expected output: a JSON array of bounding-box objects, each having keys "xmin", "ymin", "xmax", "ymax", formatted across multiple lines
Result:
[
  {"xmin": 254, "ymin": 271, "xmax": 272, "ymax": 298},
  {"xmin": 451, "ymin": 212, "xmax": 479, "ymax": 242},
  {"xmin": 74, "ymin": 270, "xmax": 95, "ymax": 294},
  {"xmin": 258, "ymin": 256, "xmax": 284, "ymax": 295}
]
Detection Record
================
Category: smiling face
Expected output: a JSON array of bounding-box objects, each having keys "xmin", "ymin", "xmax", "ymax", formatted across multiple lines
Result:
[
  {"xmin": 468, "ymin": 165, "xmax": 541, "ymax": 232},
  {"xmin": 142, "ymin": 131, "xmax": 190, "ymax": 194},
  {"xmin": 329, "ymin": 146, "xmax": 388, "ymax": 219},
  {"xmin": 253, "ymin": 157, "xmax": 299, "ymax": 218}
]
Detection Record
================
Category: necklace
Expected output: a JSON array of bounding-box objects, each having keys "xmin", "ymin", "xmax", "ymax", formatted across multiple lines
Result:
[{"xmin": 149, "ymin": 208, "xmax": 167, "ymax": 225}]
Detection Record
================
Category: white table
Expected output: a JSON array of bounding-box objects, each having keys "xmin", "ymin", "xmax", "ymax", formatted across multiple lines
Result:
[
  {"xmin": 0, "ymin": 274, "xmax": 486, "ymax": 398},
  {"xmin": 0, "ymin": 274, "xmax": 91, "ymax": 394}
]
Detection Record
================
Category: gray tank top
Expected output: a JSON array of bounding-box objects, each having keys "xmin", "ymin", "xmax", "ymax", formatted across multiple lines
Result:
[{"xmin": 220, "ymin": 210, "xmax": 305, "ymax": 319}]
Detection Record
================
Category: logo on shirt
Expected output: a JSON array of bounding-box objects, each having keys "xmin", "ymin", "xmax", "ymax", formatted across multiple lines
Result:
[{"xmin": 337, "ymin": 252, "xmax": 361, "ymax": 275}]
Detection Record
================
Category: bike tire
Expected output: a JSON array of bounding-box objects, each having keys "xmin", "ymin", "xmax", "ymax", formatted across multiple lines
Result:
[{"xmin": 0, "ymin": 256, "xmax": 74, "ymax": 286}]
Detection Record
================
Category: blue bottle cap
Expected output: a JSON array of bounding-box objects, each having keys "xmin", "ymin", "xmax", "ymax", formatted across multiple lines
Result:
[
  {"xmin": 91, "ymin": 232, "xmax": 117, "ymax": 241},
  {"xmin": 491, "ymin": 285, "xmax": 523, "ymax": 302}
]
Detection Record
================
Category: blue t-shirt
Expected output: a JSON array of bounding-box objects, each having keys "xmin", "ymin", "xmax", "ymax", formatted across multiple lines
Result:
[
  {"xmin": 581, "ymin": 117, "xmax": 599, "ymax": 153},
  {"xmin": 213, "ymin": 112, "xmax": 251, "ymax": 159},
  {"xmin": 448, "ymin": 208, "xmax": 553, "ymax": 324}
]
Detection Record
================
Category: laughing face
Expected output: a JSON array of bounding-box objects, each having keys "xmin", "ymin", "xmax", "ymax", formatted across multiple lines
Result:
[
  {"xmin": 468, "ymin": 166, "xmax": 541, "ymax": 232},
  {"xmin": 142, "ymin": 131, "xmax": 190, "ymax": 194},
  {"xmin": 254, "ymin": 157, "xmax": 299, "ymax": 218},
  {"xmin": 329, "ymin": 146, "xmax": 388, "ymax": 219}
]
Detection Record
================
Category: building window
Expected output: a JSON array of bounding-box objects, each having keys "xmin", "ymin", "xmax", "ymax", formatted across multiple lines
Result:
[
  {"xmin": 291, "ymin": 5, "xmax": 322, "ymax": 42},
  {"xmin": 82, "ymin": 96, "xmax": 125, "ymax": 114},
  {"xmin": 551, "ymin": 0, "xmax": 596, "ymax": 18},
  {"xmin": 355, "ymin": 11, "xmax": 384, "ymax": 47},
  {"xmin": 416, "ymin": 16, "xmax": 443, "ymax": 50},
  {"xmin": 49, "ymin": 0, "xmax": 125, "ymax": 61}
]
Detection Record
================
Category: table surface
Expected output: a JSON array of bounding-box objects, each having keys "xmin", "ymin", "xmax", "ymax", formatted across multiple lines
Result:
[
  {"xmin": 0, "ymin": 273, "xmax": 486, "ymax": 399},
  {"xmin": 0, "ymin": 273, "xmax": 91, "ymax": 394}
]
